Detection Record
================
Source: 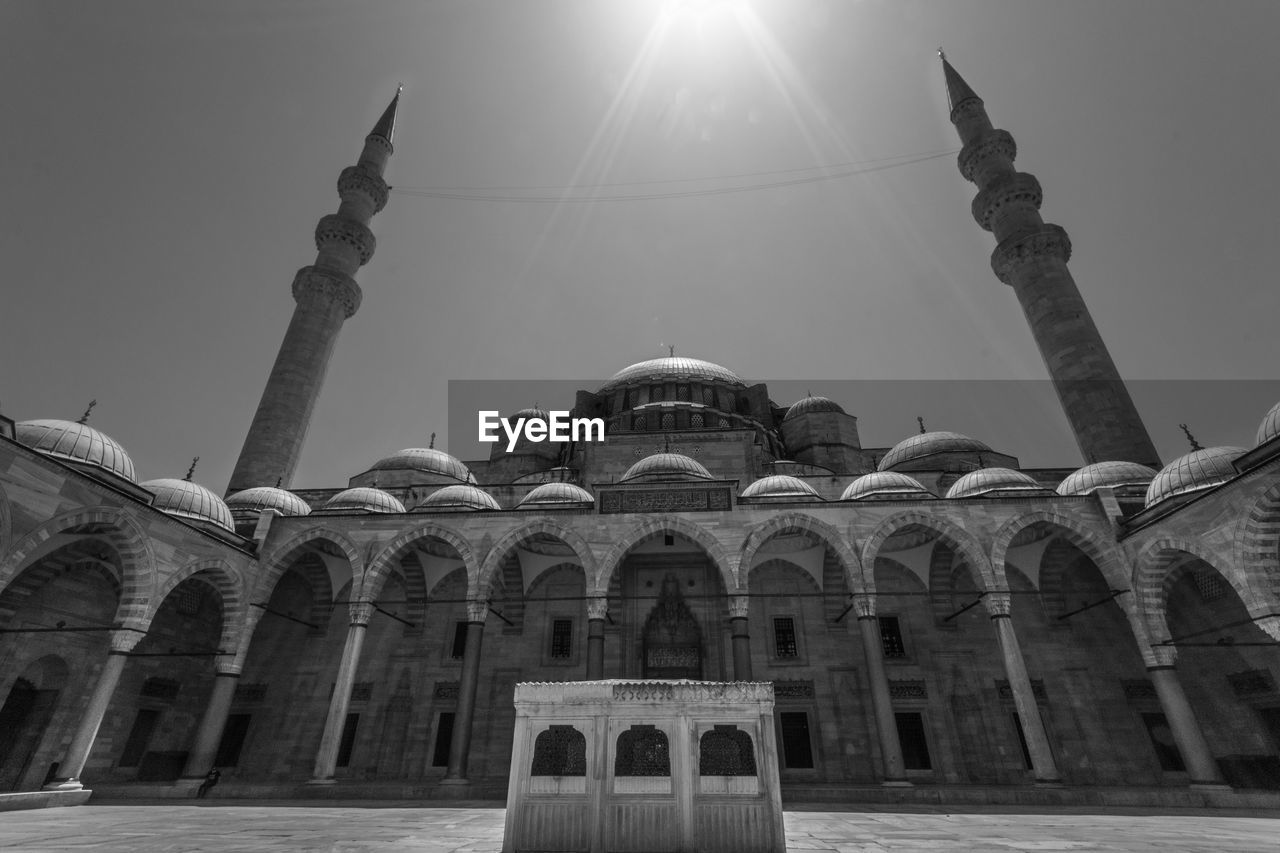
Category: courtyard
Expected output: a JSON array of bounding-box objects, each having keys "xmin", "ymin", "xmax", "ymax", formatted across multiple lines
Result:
[{"xmin": 0, "ymin": 801, "xmax": 1277, "ymax": 852}]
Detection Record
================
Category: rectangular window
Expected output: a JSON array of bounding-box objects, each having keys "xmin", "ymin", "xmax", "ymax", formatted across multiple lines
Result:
[
  {"xmin": 1011, "ymin": 712, "xmax": 1033, "ymax": 770},
  {"xmin": 550, "ymin": 619, "xmax": 573, "ymax": 659},
  {"xmin": 118, "ymin": 708, "xmax": 160, "ymax": 768},
  {"xmin": 1141, "ymin": 712, "xmax": 1186, "ymax": 772},
  {"xmin": 214, "ymin": 714, "xmax": 252, "ymax": 768},
  {"xmin": 432, "ymin": 712, "xmax": 456, "ymax": 767},
  {"xmin": 879, "ymin": 616, "xmax": 906, "ymax": 658},
  {"xmin": 451, "ymin": 622, "xmax": 468, "ymax": 659},
  {"xmin": 773, "ymin": 617, "xmax": 798, "ymax": 658},
  {"xmin": 336, "ymin": 713, "xmax": 359, "ymax": 768},
  {"xmin": 778, "ymin": 711, "xmax": 814, "ymax": 769},
  {"xmin": 894, "ymin": 712, "xmax": 932, "ymax": 770}
]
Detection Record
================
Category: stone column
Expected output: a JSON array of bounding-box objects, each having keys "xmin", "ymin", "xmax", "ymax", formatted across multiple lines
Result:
[
  {"xmin": 854, "ymin": 596, "xmax": 909, "ymax": 786},
  {"xmin": 44, "ymin": 629, "xmax": 142, "ymax": 790},
  {"xmin": 309, "ymin": 600, "xmax": 372, "ymax": 784},
  {"xmin": 1147, "ymin": 646, "xmax": 1227, "ymax": 787},
  {"xmin": 586, "ymin": 597, "xmax": 607, "ymax": 680},
  {"xmin": 729, "ymin": 595, "xmax": 752, "ymax": 681},
  {"xmin": 986, "ymin": 593, "xmax": 1061, "ymax": 783},
  {"xmin": 179, "ymin": 667, "xmax": 240, "ymax": 779},
  {"xmin": 443, "ymin": 600, "xmax": 487, "ymax": 783}
]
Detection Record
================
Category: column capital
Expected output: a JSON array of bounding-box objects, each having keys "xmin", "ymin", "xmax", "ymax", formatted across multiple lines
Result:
[
  {"xmin": 109, "ymin": 628, "xmax": 144, "ymax": 654},
  {"xmin": 983, "ymin": 591, "xmax": 1013, "ymax": 617},
  {"xmin": 853, "ymin": 593, "xmax": 877, "ymax": 619},
  {"xmin": 291, "ymin": 265, "xmax": 362, "ymax": 317},
  {"xmin": 213, "ymin": 663, "xmax": 243, "ymax": 677},
  {"xmin": 466, "ymin": 599, "xmax": 489, "ymax": 623},
  {"xmin": 586, "ymin": 596, "xmax": 609, "ymax": 621},
  {"xmin": 1147, "ymin": 644, "xmax": 1178, "ymax": 668},
  {"xmin": 728, "ymin": 595, "xmax": 750, "ymax": 620},
  {"xmin": 348, "ymin": 599, "xmax": 374, "ymax": 626}
]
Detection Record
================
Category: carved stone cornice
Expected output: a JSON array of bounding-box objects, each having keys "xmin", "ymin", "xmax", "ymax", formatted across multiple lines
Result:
[
  {"xmin": 990, "ymin": 224, "xmax": 1072, "ymax": 284},
  {"xmin": 971, "ymin": 172, "xmax": 1042, "ymax": 232},
  {"xmin": 291, "ymin": 266, "xmax": 362, "ymax": 317},
  {"xmin": 338, "ymin": 165, "xmax": 390, "ymax": 213},
  {"xmin": 949, "ymin": 96, "xmax": 984, "ymax": 125},
  {"xmin": 363, "ymin": 134, "xmax": 394, "ymax": 160},
  {"xmin": 958, "ymin": 129, "xmax": 1017, "ymax": 182},
  {"xmin": 314, "ymin": 214, "xmax": 376, "ymax": 265}
]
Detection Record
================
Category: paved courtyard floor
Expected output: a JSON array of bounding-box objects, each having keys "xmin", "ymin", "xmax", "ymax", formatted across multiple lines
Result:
[{"xmin": 0, "ymin": 801, "xmax": 1277, "ymax": 852}]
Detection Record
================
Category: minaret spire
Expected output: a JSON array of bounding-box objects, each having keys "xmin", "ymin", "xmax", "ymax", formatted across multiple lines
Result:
[
  {"xmin": 227, "ymin": 89, "xmax": 401, "ymax": 494},
  {"xmin": 940, "ymin": 55, "xmax": 1159, "ymax": 467}
]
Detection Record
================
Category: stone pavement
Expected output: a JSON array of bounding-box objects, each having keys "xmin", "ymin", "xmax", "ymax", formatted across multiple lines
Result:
[{"xmin": 0, "ymin": 801, "xmax": 1277, "ymax": 852}]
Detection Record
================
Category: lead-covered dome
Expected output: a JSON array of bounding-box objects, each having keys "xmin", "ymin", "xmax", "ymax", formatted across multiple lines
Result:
[
  {"xmin": 1144, "ymin": 447, "xmax": 1246, "ymax": 508},
  {"xmin": 601, "ymin": 357, "xmax": 743, "ymax": 391},
  {"xmin": 1056, "ymin": 461, "xmax": 1158, "ymax": 497},
  {"xmin": 784, "ymin": 395, "xmax": 845, "ymax": 421},
  {"xmin": 879, "ymin": 431, "xmax": 992, "ymax": 471},
  {"xmin": 740, "ymin": 474, "xmax": 821, "ymax": 501},
  {"xmin": 946, "ymin": 468, "xmax": 1048, "ymax": 499},
  {"xmin": 1257, "ymin": 401, "xmax": 1280, "ymax": 447},
  {"xmin": 17, "ymin": 419, "xmax": 137, "ymax": 484},
  {"xmin": 142, "ymin": 478, "xmax": 235, "ymax": 531},
  {"xmin": 371, "ymin": 448, "xmax": 472, "ymax": 483},
  {"xmin": 418, "ymin": 484, "xmax": 502, "ymax": 511},
  {"xmin": 225, "ymin": 486, "xmax": 312, "ymax": 519},
  {"xmin": 841, "ymin": 471, "xmax": 934, "ymax": 501},
  {"xmin": 324, "ymin": 486, "xmax": 405, "ymax": 514},
  {"xmin": 518, "ymin": 482, "xmax": 595, "ymax": 507},
  {"xmin": 621, "ymin": 452, "xmax": 714, "ymax": 482}
]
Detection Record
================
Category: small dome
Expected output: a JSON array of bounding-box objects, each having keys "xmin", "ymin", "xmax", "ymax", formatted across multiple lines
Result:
[
  {"xmin": 841, "ymin": 471, "xmax": 935, "ymax": 501},
  {"xmin": 784, "ymin": 395, "xmax": 845, "ymax": 421},
  {"xmin": 601, "ymin": 356, "xmax": 743, "ymax": 391},
  {"xmin": 946, "ymin": 468, "xmax": 1048, "ymax": 499},
  {"xmin": 418, "ymin": 484, "xmax": 502, "ymax": 511},
  {"xmin": 1056, "ymin": 461, "xmax": 1158, "ymax": 497},
  {"xmin": 141, "ymin": 478, "xmax": 235, "ymax": 531},
  {"xmin": 1257, "ymin": 401, "xmax": 1280, "ymax": 447},
  {"xmin": 740, "ymin": 474, "xmax": 821, "ymax": 501},
  {"xmin": 17, "ymin": 419, "xmax": 137, "ymax": 484},
  {"xmin": 518, "ymin": 482, "xmax": 595, "ymax": 507},
  {"xmin": 324, "ymin": 486, "xmax": 405, "ymax": 514},
  {"xmin": 621, "ymin": 452, "xmax": 714, "ymax": 482},
  {"xmin": 879, "ymin": 431, "xmax": 992, "ymax": 471},
  {"xmin": 371, "ymin": 448, "xmax": 472, "ymax": 483},
  {"xmin": 1145, "ymin": 447, "xmax": 1246, "ymax": 508},
  {"xmin": 512, "ymin": 406, "xmax": 549, "ymax": 421},
  {"xmin": 225, "ymin": 486, "xmax": 313, "ymax": 519}
]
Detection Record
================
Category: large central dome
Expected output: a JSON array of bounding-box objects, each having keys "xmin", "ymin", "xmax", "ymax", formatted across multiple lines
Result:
[{"xmin": 600, "ymin": 357, "xmax": 744, "ymax": 392}]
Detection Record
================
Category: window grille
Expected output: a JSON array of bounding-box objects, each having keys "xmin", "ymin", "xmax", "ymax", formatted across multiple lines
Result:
[{"xmin": 773, "ymin": 617, "xmax": 798, "ymax": 658}]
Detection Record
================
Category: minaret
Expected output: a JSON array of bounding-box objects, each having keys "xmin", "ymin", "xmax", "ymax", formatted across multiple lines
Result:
[
  {"xmin": 227, "ymin": 89, "xmax": 401, "ymax": 494},
  {"xmin": 940, "ymin": 54, "xmax": 1160, "ymax": 467}
]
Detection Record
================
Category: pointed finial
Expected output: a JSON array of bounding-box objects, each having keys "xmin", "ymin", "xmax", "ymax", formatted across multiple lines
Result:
[
  {"xmin": 664, "ymin": 434, "xmax": 671, "ymax": 453},
  {"xmin": 1179, "ymin": 423, "xmax": 1203, "ymax": 452},
  {"xmin": 917, "ymin": 416, "xmax": 926, "ymax": 434},
  {"xmin": 977, "ymin": 454, "xmax": 986, "ymax": 469},
  {"xmin": 370, "ymin": 85, "xmax": 402, "ymax": 144},
  {"xmin": 429, "ymin": 432, "xmax": 436, "ymax": 449},
  {"xmin": 185, "ymin": 456, "xmax": 199, "ymax": 481},
  {"xmin": 939, "ymin": 51, "xmax": 981, "ymax": 115},
  {"xmin": 937, "ymin": 47, "xmax": 946, "ymax": 61},
  {"xmin": 77, "ymin": 399, "xmax": 97, "ymax": 425},
  {"xmin": 275, "ymin": 476, "xmax": 283, "ymax": 488},
  {"xmin": 669, "ymin": 344, "xmax": 675, "ymax": 358}
]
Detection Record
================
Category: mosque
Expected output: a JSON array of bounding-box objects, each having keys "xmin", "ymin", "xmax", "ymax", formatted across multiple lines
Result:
[{"xmin": 1, "ymin": 58, "xmax": 1278, "ymax": 803}]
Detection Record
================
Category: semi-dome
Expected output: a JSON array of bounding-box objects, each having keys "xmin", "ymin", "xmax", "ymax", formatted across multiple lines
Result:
[
  {"xmin": 879, "ymin": 431, "xmax": 992, "ymax": 471},
  {"xmin": 225, "ymin": 486, "xmax": 312, "ymax": 519},
  {"xmin": 1257, "ymin": 401, "xmax": 1280, "ymax": 447},
  {"xmin": 371, "ymin": 448, "xmax": 472, "ymax": 483},
  {"xmin": 841, "ymin": 471, "xmax": 935, "ymax": 501},
  {"xmin": 784, "ymin": 395, "xmax": 845, "ymax": 421},
  {"xmin": 1056, "ymin": 461, "xmax": 1158, "ymax": 497},
  {"xmin": 324, "ymin": 486, "xmax": 405, "ymax": 514},
  {"xmin": 1145, "ymin": 447, "xmax": 1246, "ymax": 508},
  {"xmin": 621, "ymin": 452, "xmax": 714, "ymax": 482},
  {"xmin": 418, "ymin": 484, "xmax": 502, "ymax": 511},
  {"xmin": 17, "ymin": 419, "xmax": 137, "ymax": 484},
  {"xmin": 141, "ymin": 478, "xmax": 235, "ymax": 531},
  {"xmin": 740, "ymin": 474, "xmax": 821, "ymax": 501},
  {"xmin": 601, "ymin": 357, "xmax": 743, "ymax": 391},
  {"xmin": 518, "ymin": 482, "xmax": 595, "ymax": 507},
  {"xmin": 946, "ymin": 468, "xmax": 1048, "ymax": 499}
]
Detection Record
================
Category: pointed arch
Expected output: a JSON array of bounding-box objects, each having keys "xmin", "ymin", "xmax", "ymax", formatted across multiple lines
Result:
[
  {"xmin": 859, "ymin": 510, "xmax": 996, "ymax": 591},
  {"xmin": 1133, "ymin": 537, "xmax": 1253, "ymax": 643},
  {"xmin": 476, "ymin": 518, "xmax": 598, "ymax": 598},
  {"xmin": 0, "ymin": 484, "xmax": 11, "ymax": 557},
  {"xmin": 1236, "ymin": 478, "xmax": 1280, "ymax": 603},
  {"xmin": 0, "ymin": 506, "xmax": 155, "ymax": 626},
  {"xmin": 991, "ymin": 509, "xmax": 1128, "ymax": 591},
  {"xmin": 739, "ymin": 512, "xmax": 865, "ymax": 594},
  {"xmin": 596, "ymin": 515, "xmax": 736, "ymax": 595},
  {"xmin": 152, "ymin": 558, "xmax": 248, "ymax": 656},
  {"xmin": 362, "ymin": 520, "xmax": 476, "ymax": 602},
  {"xmin": 255, "ymin": 526, "xmax": 362, "ymax": 603}
]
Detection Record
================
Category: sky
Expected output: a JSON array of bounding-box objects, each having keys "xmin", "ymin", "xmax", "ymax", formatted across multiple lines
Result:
[{"xmin": 3, "ymin": 0, "xmax": 1278, "ymax": 491}]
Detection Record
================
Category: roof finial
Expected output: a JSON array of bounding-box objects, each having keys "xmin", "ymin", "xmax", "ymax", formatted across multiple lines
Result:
[
  {"xmin": 370, "ymin": 85, "xmax": 402, "ymax": 144},
  {"xmin": 1179, "ymin": 423, "xmax": 1203, "ymax": 452},
  {"xmin": 185, "ymin": 456, "xmax": 199, "ymax": 481},
  {"xmin": 669, "ymin": 344, "xmax": 675, "ymax": 358},
  {"xmin": 664, "ymin": 434, "xmax": 671, "ymax": 453},
  {"xmin": 917, "ymin": 415, "xmax": 927, "ymax": 434},
  {"xmin": 429, "ymin": 432, "xmax": 436, "ymax": 449},
  {"xmin": 77, "ymin": 399, "xmax": 97, "ymax": 425},
  {"xmin": 937, "ymin": 47, "xmax": 946, "ymax": 61},
  {"xmin": 275, "ymin": 476, "xmax": 283, "ymax": 488}
]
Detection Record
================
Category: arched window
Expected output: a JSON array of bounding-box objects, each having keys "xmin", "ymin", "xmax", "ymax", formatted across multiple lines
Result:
[
  {"xmin": 615, "ymin": 725, "xmax": 670, "ymax": 776},
  {"xmin": 531, "ymin": 725, "xmax": 586, "ymax": 776},
  {"xmin": 699, "ymin": 725, "xmax": 757, "ymax": 776}
]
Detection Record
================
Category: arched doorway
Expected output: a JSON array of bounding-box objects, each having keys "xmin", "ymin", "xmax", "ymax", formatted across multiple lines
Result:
[{"xmin": 0, "ymin": 656, "xmax": 69, "ymax": 790}]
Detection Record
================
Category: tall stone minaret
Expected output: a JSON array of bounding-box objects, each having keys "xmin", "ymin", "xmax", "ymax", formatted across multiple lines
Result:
[
  {"xmin": 227, "ymin": 89, "xmax": 401, "ymax": 494},
  {"xmin": 941, "ymin": 54, "xmax": 1160, "ymax": 467}
]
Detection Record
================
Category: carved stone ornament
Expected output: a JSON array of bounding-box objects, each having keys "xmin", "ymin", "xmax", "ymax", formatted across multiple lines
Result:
[
  {"xmin": 771, "ymin": 680, "xmax": 815, "ymax": 699},
  {"xmin": 291, "ymin": 265, "xmax": 362, "ymax": 318},
  {"xmin": 434, "ymin": 681, "xmax": 460, "ymax": 700},
  {"xmin": 337, "ymin": 165, "xmax": 390, "ymax": 213},
  {"xmin": 348, "ymin": 600, "xmax": 374, "ymax": 626},
  {"xmin": 466, "ymin": 599, "xmax": 490, "ymax": 623},
  {"xmin": 852, "ymin": 594, "xmax": 876, "ymax": 619},
  {"xmin": 958, "ymin": 129, "xmax": 1017, "ymax": 182},
  {"xmin": 971, "ymin": 171, "xmax": 1043, "ymax": 231},
  {"xmin": 314, "ymin": 213, "xmax": 376, "ymax": 265},
  {"xmin": 889, "ymin": 679, "xmax": 927, "ymax": 700},
  {"xmin": 1227, "ymin": 669, "xmax": 1277, "ymax": 697},
  {"xmin": 983, "ymin": 591, "xmax": 1013, "ymax": 618},
  {"xmin": 587, "ymin": 596, "xmax": 609, "ymax": 621},
  {"xmin": 990, "ymin": 224, "xmax": 1073, "ymax": 284},
  {"xmin": 728, "ymin": 595, "xmax": 750, "ymax": 620},
  {"xmin": 949, "ymin": 95, "xmax": 985, "ymax": 124}
]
